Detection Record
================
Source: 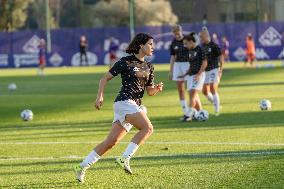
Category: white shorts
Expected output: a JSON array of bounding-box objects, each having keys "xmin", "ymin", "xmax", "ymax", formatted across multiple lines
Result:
[
  {"xmin": 172, "ymin": 62, "xmax": 190, "ymax": 81},
  {"xmin": 113, "ymin": 100, "xmax": 145, "ymax": 132},
  {"xmin": 204, "ymin": 68, "xmax": 220, "ymax": 84},
  {"xmin": 187, "ymin": 72, "xmax": 205, "ymax": 91}
]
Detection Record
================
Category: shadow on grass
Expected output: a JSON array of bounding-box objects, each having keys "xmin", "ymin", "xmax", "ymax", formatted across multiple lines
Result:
[
  {"xmin": 220, "ymin": 81, "xmax": 284, "ymax": 88},
  {"xmin": 0, "ymin": 149, "xmax": 283, "ymax": 177},
  {"xmin": 152, "ymin": 110, "xmax": 284, "ymax": 130},
  {"xmin": 0, "ymin": 120, "xmax": 111, "ymax": 131},
  {"xmin": 1, "ymin": 110, "xmax": 283, "ymax": 141},
  {"xmin": 0, "ymin": 181, "xmax": 78, "ymax": 189}
]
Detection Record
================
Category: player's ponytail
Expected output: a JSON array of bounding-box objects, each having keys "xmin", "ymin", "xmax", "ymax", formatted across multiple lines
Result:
[
  {"xmin": 201, "ymin": 26, "xmax": 210, "ymax": 38},
  {"xmin": 184, "ymin": 32, "xmax": 196, "ymax": 43},
  {"xmin": 126, "ymin": 33, "xmax": 153, "ymax": 54},
  {"xmin": 171, "ymin": 24, "xmax": 182, "ymax": 33}
]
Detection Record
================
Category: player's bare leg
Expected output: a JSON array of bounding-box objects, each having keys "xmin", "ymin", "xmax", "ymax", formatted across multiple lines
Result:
[
  {"xmin": 210, "ymin": 83, "xmax": 220, "ymax": 115},
  {"xmin": 74, "ymin": 122, "xmax": 127, "ymax": 182},
  {"xmin": 203, "ymin": 84, "xmax": 213, "ymax": 104},
  {"xmin": 177, "ymin": 81, "xmax": 190, "ymax": 121},
  {"xmin": 115, "ymin": 111, "xmax": 153, "ymax": 174}
]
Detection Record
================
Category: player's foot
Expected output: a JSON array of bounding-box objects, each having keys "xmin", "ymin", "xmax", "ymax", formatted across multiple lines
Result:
[
  {"xmin": 208, "ymin": 99, "xmax": 214, "ymax": 104},
  {"xmin": 74, "ymin": 164, "xmax": 86, "ymax": 183},
  {"xmin": 115, "ymin": 157, "xmax": 132, "ymax": 174},
  {"xmin": 214, "ymin": 112, "xmax": 220, "ymax": 116},
  {"xmin": 192, "ymin": 115, "xmax": 198, "ymax": 121},
  {"xmin": 180, "ymin": 115, "xmax": 192, "ymax": 122},
  {"xmin": 215, "ymin": 106, "xmax": 222, "ymax": 116}
]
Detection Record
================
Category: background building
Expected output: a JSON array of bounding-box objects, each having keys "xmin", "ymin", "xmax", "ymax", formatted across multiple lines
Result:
[{"xmin": 170, "ymin": 0, "xmax": 284, "ymax": 24}]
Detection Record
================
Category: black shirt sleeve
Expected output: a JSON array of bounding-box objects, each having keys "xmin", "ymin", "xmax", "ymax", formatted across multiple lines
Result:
[
  {"xmin": 214, "ymin": 43, "xmax": 221, "ymax": 57},
  {"xmin": 145, "ymin": 63, "xmax": 154, "ymax": 86},
  {"xmin": 201, "ymin": 47, "xmax": 207, "ymax": 61},
  {"xmin": 170, "ymin": 42, "xmax": 175, "ymax": 56},
  {"xmin": 109, "ymin": 59, "xmax": 126, "ymax": 76}
]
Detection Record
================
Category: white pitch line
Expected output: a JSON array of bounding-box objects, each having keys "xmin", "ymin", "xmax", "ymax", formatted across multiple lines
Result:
[
  {"xmin": 0, "ymin": 151, "xmax": 284, "ymax": 161},
  {"xmin": 0, "ymin": 141, "xmax": 283, "ymax": 146}
]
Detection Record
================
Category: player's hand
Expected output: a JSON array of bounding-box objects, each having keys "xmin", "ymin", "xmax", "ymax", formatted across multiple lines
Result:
[
  {"xmin": 95, "ymin": 95, "xmax": 104, "ymax": 110},
  {"xmin": 177, "ymin": 74, "xmax": 185, "ymax": 79},
  {"xmin": 156, "ymin": 82, "xmax": 164, "ymax": 92},
  {"xmin": 194, "ymin": 73, "xmax": 201, "ymax": 82},
  {"xmin": 219, "ymin": 67, "xmax": 223, "ymax": 78},
  {"xmin": 168, "ymin": 72, "xmax": 173, "ymax": 80}
]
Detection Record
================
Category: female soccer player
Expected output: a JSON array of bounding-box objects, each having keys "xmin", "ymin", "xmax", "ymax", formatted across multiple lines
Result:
[
  {"xmin": 221, "ymin": 36, "xmax": 230, "ymax": 62},
  {"xmin": 169, "ymin": 25, "xmax": 190, "ymax": 121},
  {"xmin": 74, "ymin": 33, "xmax": 163, "ymax": 183},
  {"xmin": 200, "ymin": 27, "xmax": 223, "ymax": 116},
  {"xmin": 79, "ymin": 35, "xmax": 88, "ymax": 65},
  {"xmin": 108, "ymin": 37, "xmax": 119, "ymax": 68},
  {"xmin": 178, "ymin": 32, "xmax": 207, "ymax": 120},
  {"xmin": 37, "ymin": 39, "xmax": 46, "ymax": 76},
  {"xmin": 244, "ymin": 33, "xmax": 256, "ymax": 67}
]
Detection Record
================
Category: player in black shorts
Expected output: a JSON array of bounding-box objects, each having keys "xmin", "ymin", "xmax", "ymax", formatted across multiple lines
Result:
[
  {"xmin": 74, "ymin": 33, "xmax": 164, "ymax": 182},
  {"xmin": 200, "ymin": 27, "xmax": 224, "ymax": 116},
  {"xmin": 169, "ymin": 25, "xmax": 190, "ymax": 121},
  {"xmin": 178, "ymin": 32, "xmax": 208, "ymax": 120}
]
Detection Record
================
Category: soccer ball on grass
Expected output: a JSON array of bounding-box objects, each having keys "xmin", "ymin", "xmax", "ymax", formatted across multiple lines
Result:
[{"xmin": 20, "ymin": 109, "xmax": 33, "ymax": 121}]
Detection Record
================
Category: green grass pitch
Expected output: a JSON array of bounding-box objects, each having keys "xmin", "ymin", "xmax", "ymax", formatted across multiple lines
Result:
[{"xmin": 0, "ymin": 61, "xmax": 283, "ymax": 188}]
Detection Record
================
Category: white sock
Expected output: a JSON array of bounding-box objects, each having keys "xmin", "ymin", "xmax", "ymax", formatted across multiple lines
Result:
[
  {"xmin": 188, "ymin": 107, "xmax": 196, "ymax": 119},
  {"xmin": 80, "ymin": 150, "xmax": 101, "ymax": 169},
  {"xmin": 180, "ymin": 100, "xmax": 189, "ymax": 116},
  {"xmin": 122, "ymin": 142, "xmax": 139, "ymax": 159},
  {"xmin": 213, "ymin": 93, "xmax": 220, "ymax": 113},
  {"xmin": 206, "ymin": 93, "xmax": 214, "ymax": 103}
]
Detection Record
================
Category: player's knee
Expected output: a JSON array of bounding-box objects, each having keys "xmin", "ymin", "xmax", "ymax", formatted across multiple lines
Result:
[
  {"xmin": 147, "ymin": 125, "xmax": 154, "ymax": 136},
  {"xmin": 189, "ymin": 95, "xmax": 195, "ymax": 104},
  {"xmin": 145, "ymin": 124, "xmax": 154, "ymax": 136},
  {"xmin": 202, "ymin": 88, "xmax": 207, "ymax": 95},
  {"xmin": 210, "ymin": 85, "xmax": 217, "ymax": 93},
  {"xmin": 178, "ymin": 87, "xmax": 184, "ymax": 94}
]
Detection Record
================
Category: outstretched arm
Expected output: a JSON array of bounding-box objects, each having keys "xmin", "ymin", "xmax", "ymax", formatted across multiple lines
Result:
[{"xmin": 95, "ymin": 72, "xmax": 114, "ymax": 110}]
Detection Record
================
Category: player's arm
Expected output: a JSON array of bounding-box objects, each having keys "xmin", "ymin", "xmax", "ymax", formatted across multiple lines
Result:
[
  {"xmin": 195, "ymin": 49, "xmax": 208, "ymax": 81},
  {"xmin": 145, "ymin": 64, "xmax": 163, "ymax": 96},
  {"xmin": 197, "ymin": 59, "xmax": 208, "ymax": 75},
  {"xmin": 216, "ymin": 44, "xmax": 224, "ymax": 74},
  {"xmin": 169, "ymin": 42, "xmax": 176, "ymax": 80},
  {"xmin": 95, "ymin": 60, "xmax": 124, "ymax": 110},
  {"xmin": 169, "ymin": 55, "xmax": 176, "ymax": 80},
  {"xmin": 95, "ymin": 72, "xmax": 114, "ymax": 110},
  {"xmin": 219, "ymin": 54, "xmax": 224, "ymax": 71},
  {"xmin": 178, "ymin": 67, "xmax": 190, "ymax": 79},
  {"xmin": 146, "ymin": 83, "xmax": 164, "ymax": 96},
  {"xmin": 218, "ymin": 54, "xmax": 224, "ymax": 78}
]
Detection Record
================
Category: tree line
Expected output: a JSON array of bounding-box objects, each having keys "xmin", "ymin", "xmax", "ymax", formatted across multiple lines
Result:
[{"xmin": 0, "ymin": 0, "xmax": 178, "ymax": 32}]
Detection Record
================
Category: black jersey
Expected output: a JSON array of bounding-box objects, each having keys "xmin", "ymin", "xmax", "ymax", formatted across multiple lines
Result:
[
  {"xmin": 109, "ymin": 55, "xmax": 154, "ymax": 105},
  {"xmin": 188, "ymin": 45, "xmax": 207, "ymax": 76},
  {"xmin": 79, "ymin": 41, "xmax": 87, "ymax": 53},
  {"xmin": 170, "ymin": 38, "xmax": 189, "ymax": 62},
  {"xmin": 203, "ymin": 41, "xmax": 221, "ymax": 71}
]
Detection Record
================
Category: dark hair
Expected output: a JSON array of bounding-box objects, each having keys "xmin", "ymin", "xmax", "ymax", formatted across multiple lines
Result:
[
  {"xmin": 183, "ymin": 32, "xmax": 196, "ymax": 43},
  {"xmin": 126, "ymin": 33, "xmax": 153, "ymax": 54}
]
